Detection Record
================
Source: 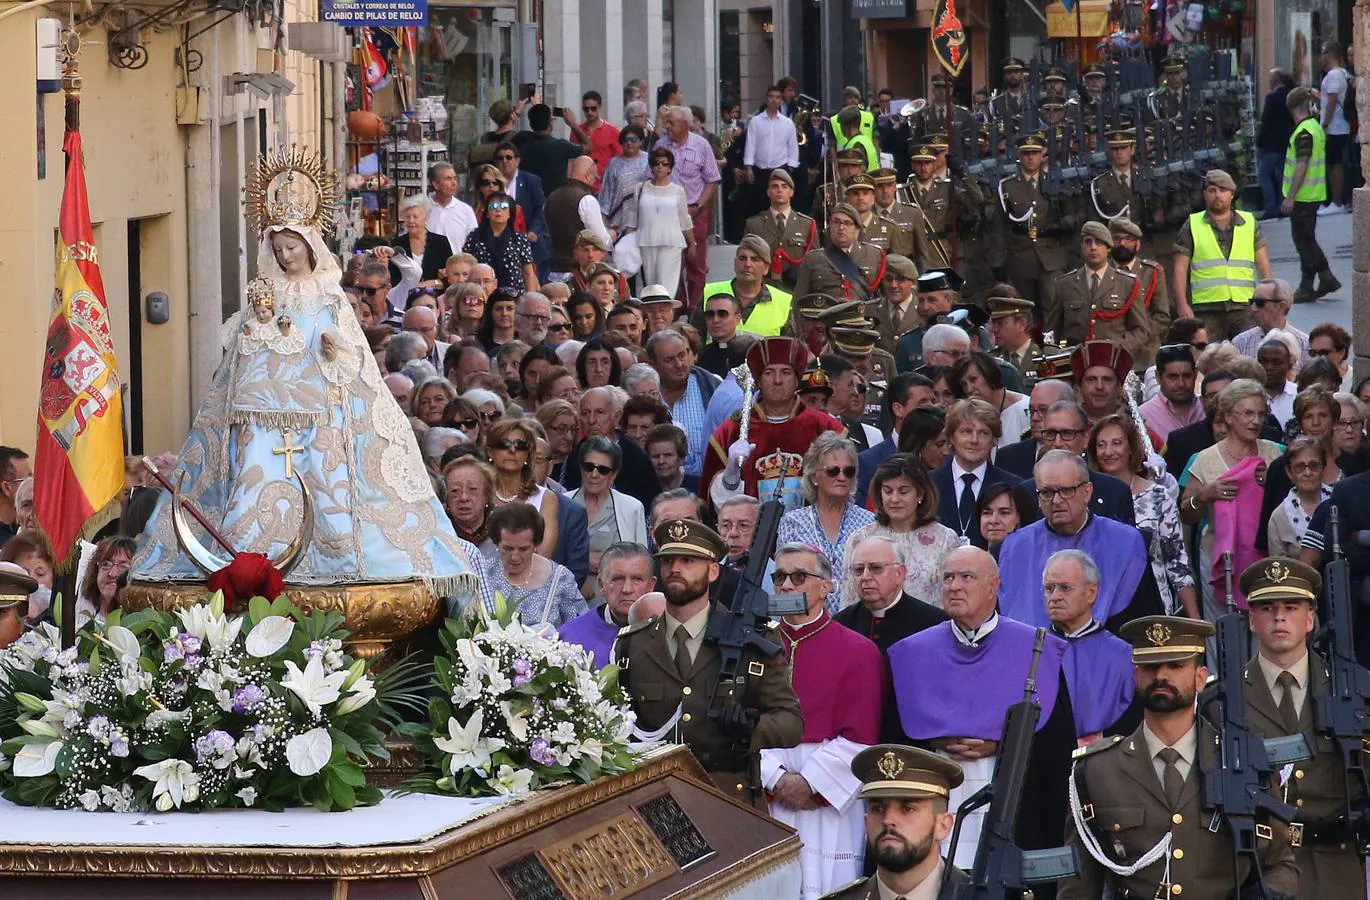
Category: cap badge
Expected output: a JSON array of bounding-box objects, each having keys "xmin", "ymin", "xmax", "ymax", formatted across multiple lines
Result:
[
  {"xmin": 1265, "ymin": 561, "xmax": 1289, "ymax": 584},
  {"xmin": 668, "ymin": 520, "xmax": 690, "ymax": 543},
  {"xmin": 877, "ymin": 751, "xmax": 905, "ymax": 781},
  {"xmin": 1145, "ymin": 623, "xmax": 1172, "ymax": 647}
]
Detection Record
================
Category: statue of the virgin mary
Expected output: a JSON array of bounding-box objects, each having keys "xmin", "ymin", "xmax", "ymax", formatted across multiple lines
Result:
[{"xmin": 132, "ymin": 148, "xmax": 478, "ymax": 605}]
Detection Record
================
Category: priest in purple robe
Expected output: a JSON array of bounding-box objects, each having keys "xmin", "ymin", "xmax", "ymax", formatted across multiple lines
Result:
[
  {"xmin": 886, "ymin": 545, "xmax": 1075, "ymax": 890},
  {"xmin": 761, "ymin": 543, "xmax": 886, "ymax": 899},
  {"xmin": 1042, "ymin": 549, "xmax": 1140, "ymax": 741},
  {"xmin": 557, "ymin": 542, "xmax": 656, "ymax": 667},
  {"xmin": 998, "ymin": 450, "xmax": 1154, "ymax": 632}
]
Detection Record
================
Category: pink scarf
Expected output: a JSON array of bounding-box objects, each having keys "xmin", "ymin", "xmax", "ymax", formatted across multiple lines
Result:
[{"xmin": 1207, "ymin": 454, "xmax": 1264, "ymax": 610}]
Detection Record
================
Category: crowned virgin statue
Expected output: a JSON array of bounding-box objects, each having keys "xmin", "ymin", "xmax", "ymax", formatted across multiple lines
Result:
[{"xmin": 131, "ymin": 149, "xmax": 478, "ymax": 617}]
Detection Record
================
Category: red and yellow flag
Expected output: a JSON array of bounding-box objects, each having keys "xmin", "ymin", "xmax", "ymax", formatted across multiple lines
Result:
[{"xmin": 33, "ymin": 127, "xmax": 125, "ymax": 565}]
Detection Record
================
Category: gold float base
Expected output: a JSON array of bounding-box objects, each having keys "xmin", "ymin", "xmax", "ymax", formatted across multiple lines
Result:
[{"xmin": 122, "ymin": 581, "xmax": 441, "ymax": 662}]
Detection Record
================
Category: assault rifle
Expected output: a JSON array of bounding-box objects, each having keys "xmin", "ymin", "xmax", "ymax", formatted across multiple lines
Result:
[
  {"xmin": 1313, "ymin": 508, "xmax": 1370, "ymax": 846},
  {"xmin": 703, "ymin": 497, "xmax": 783, "ymax": 671},
  {"xmin": 1200, "ymin": 552, "xmax": 1309, "ymax": 897},
  {"xmin": 946, "ymin": 628, "xmax": 1077, "ymax": 897},
  {"xmin": 1023, "ymin": 59, "xmax": 1043, "ymax": 135},
  {"xmin": 1130, "ymin": 91, "xmax": 1153, "ymax": 199}
]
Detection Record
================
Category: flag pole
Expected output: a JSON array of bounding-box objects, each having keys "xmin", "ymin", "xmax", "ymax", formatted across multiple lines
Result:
[{"xmin": 57, "ymin": 42, "xmax": 82, "ymax": 650}]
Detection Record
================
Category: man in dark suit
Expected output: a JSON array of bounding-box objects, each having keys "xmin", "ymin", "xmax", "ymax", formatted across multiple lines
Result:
[
  {"xmin": 932, "ymin": 405, "xmax": 1021, "ymax": 548},
  {"xmin": 856, "ymin": 372, "xmax": 933, "ymax": 505},
  {"xmin": 495, "ymin": 141, "xmax": 550, "ymax": 278},
  {"xmin": 993, "ymin": 379, "xmax": 1078, "ymax": 480},
  {"xmin": 551, "ymin": 491, "xmax": 590, "ymax": 587},
  {"xmin": 1016, "ymin": 400, "xmax": 1135, "ymax": 525}
]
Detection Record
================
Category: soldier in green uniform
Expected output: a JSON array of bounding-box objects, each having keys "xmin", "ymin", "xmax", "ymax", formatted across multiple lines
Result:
[
  {"xmin": 987, "ymin": 294, "xmax": 1041, "ymax": 383},
  {"xmin": 613, "ymin": 517, "xmax": 804, "ymax": 808},
  {"xmin": 1048, "ymin": 221, "xmax": 1148, "ymax": 359},
  {"xmin": 995, "ymin": 132, "xmax": 1075, "ymax": 321},
  {"xmin": 793, "ymin": 292, "xmax": 840, "ymax": 357},
  {"xmin": 743, "ymin": 168, "xmax": 819, "ymax": 289},
  {"xmin": 1148, "ymin": 54, "xmax": 1189, "ymax": 123},
  {"xmin": 816, "ymin": 300, "xmax": 896, "ymax": 422},
  {"xmin": 847, "ymin": 173, "xmax": 902, "ymax": 255},
  {"xmin": 814, "ymin": 149, "xmax": 868, "ymax": 232},
  {"xmin": 795, "ymin": 203, "xmax": 888, "ymax": 304},
  {"xmin": 903, "ymin": 144, "xmax": 986, "ymax": 299},
  {"xmin": 1108, "ymin": 217, "xmax": 1171, "ymax": 372},
  {"xmin": 989, "ymin": 57, "xmax": 1029, "ymax": 133},
  {"xmin": 1078, "ymin": 62, "xmax": 1108, "ymax": 122},
  {"xmin": 1060, "ymin": 615, "xmax": 1299, "ymax": 900},
  {"xmin": 1236, "ymin": 557, "xmax": 1368, "ymax": 899},
  {"xmin": 912, "ymin": 74, "xmax": 973, "ymax": 144},
  {"xmin": 873, "ymin": 168, "xmax": 938, "ymax": 273},
  {"xmin": 866, "ymin": 253, "xmax": 921, "ymax": 355},
  {"xmin": 820, "ymin": 744, "xmax": 968, "ymax": 900}
]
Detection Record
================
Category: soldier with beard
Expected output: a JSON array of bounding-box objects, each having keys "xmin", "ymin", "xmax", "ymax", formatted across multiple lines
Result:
[
  {"xmin": 614, "ymin": 517, "xmax": 804, "ymax": 808},
  {"xmin": 1060, "ymin": 615, "xmax": 1299, "ymax": 900},
  {"xmin": 820, "ymin": 745, "xmax": 968, "ymax": 899}
]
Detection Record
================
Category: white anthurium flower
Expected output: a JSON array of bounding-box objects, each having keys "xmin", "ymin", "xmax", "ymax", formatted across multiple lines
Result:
[
  {"xmin": 281, "ymin": 655, "xmax": 347, "ymax": 717},
  {"xmin": 335, "ymin": 675, "xmax": 376, "ymax": 716},
  {"xmin": 134, "ymin": 759, "xmax": 201, "ymax": 811},
  {"xmin": 245, "ymin": 616, "xmax": 295, "ymax": 658},
  {"xmin": 499, "ymin": 701, "xmax": 530, "ymax": 742},
  {"xmin": 433, "ymin": 710, "xmax": 505, "ymax": 776},
  {"xmin": 491, "ymin": 764, "xmax": 534, "ymax": 796},
  {"xmin": 285, "ymin": 728, "xmax": 333, "ymax": 776},
  {"xmin": 575, "ymin": 738, "xmax": 605, "ymax": 766},
  {"xmin": 13, "ymin": 740, "xmax": 63, "ymax": 777},
  {"xmin": 103, "ymin": 625, "xmax": 141, "ymax": 665}
]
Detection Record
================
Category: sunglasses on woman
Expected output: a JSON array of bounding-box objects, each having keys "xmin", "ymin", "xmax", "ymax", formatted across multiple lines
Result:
[
  {"xmin": 581, "ymin": 461, "xmax": 615, "ymax": 475},
  {"xmin": 824, "ymin": 465, "xmax": 857, "ymax": 479},
  {"xmin": 479, "ymin": 180, "xmax": 502, "ymax": 188},
  {"xmin": 456, "ymin": 417, "xmax": 479, "ymax": 431},
  {"xmin": 491, "ymin": 439, "xmax": 531, "ymax": 452},
  {"xmin": 651, "ymin": 161, "xmax": 672, "ymax": 169},
  {"xmin": 549, "ymin": 322, "xmax": 572, "ymax": 333},
  {"xmin": 479, "ymin": 411, "xmax": 502, "ymax": 423},
  {"xmin": 488, "ymin": 201, "xmax": 512, "ymax": 211}
]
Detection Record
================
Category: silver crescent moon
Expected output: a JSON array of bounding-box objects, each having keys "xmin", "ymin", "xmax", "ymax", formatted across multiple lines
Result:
[
  {"xmin": 269, "ymin": 471, "xmax": 314, "ymax": 578},
  {"xmin": 171, "ymin": 478, "xmax": 232, "ymax": 575}
]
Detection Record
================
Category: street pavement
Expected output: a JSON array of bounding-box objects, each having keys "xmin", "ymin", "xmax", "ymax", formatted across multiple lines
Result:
[{"xmin": 704, "ymin": 209, "xmax": 1356, "ymax": 337}]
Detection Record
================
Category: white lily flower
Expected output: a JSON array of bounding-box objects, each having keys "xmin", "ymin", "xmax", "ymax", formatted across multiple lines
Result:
[
  {"xmin": 433, "ymin": 710, "xmax": 505, "ymax": 776},
  {"xmin": 281, "ymin": 655, "xmax": 347, "ymax": 717},
  {"xmin": 490, "ymin": 764, "xmax": 534, "ymax": 796},
  {"xmin": 176, "ymin": 605, "xmax": 244, "ymax": 653},
  {"xmin": 134, "ymin": 759, "xmax": 201, "ymax": 811},
  {"xmin": 499, "ymin": 700, "xmax": 530, "ymax": 742},
  {"xmin": 335, "ymin": 674, "xmax": 376, "ymax": 716},
  {"xmin": 13, "ymin": 740, "xmax": 63, "ymax": 777},
  {"xmin": 244, "ymin": 616, "xmax": 295, "ymax": 658},
  {"xmin": 285, "ymin": 728, "xmax": 333, "ymax": 776}
]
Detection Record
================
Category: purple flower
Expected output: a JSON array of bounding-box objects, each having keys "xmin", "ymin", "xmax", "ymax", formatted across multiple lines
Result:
[
  {"xmin": 177, "ymin": 633, "xmax": 202, "ymax": 655},
  {"xmin": 233, "ymin": 684, "xmax": 266, "ymax": 714},
  {"xmin": 163, "ymin": 640, "xmax": 185, "ymax": 663},
  {"xmin": 110, "ymin": 738, "xmax": 130, "ymax": 758},
  {"xmin": 511, "ymin": 658, "xmax": 533, "ymax": 686},
  {"xmin": 529, "ymin": 738, "xmax": 557, "ymax": 766}
]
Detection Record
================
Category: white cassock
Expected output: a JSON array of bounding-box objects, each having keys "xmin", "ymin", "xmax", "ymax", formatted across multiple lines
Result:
[{"xmin": 761, "ymin": 737, "xmax": 869, "ymax": 899}]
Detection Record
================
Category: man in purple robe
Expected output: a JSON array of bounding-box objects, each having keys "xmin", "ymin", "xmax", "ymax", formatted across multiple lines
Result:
[
  {"xmin": 1042, "ymin": 549, "xmax": 1139, "ymax": 742},
  {"xmin": 885, "ymin": 545, "xmax": 1076, "ymax": 887},
  {"xmin": 558, "ymin": 541, "xmax": 655, "ymax": 666},
  {"xmin": 761, "ymin": 542, "xmax": 886, "ymax": 898},
  {"xmin": 998, "ymin": 450, "xmax": 1156, "ymax": 632}
]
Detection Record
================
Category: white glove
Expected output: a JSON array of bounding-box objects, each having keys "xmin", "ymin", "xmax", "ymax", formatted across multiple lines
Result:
[{"xmin": 723, "ymin": 438, "xmax": 756, "ymax": 487}]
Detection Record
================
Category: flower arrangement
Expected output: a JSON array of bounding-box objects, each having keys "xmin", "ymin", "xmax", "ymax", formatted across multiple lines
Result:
[
  {"xmin": 0, "ymin": 593, "xmax": 424, "ymax": 813},
  {"xmin": 404, "ymin": 594, "xmax": 636, "ymax": 798}
]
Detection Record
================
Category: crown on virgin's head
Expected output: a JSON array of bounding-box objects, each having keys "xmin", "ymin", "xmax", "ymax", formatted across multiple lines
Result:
[{"xmin": 244, "ymin": 146, "xmax": 338, "ymax": 236}]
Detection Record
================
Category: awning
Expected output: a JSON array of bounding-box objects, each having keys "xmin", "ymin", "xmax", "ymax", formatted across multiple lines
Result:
[{"xmin": 1046, "ymin": 0, "xmax": 1112, "ymax": 38}]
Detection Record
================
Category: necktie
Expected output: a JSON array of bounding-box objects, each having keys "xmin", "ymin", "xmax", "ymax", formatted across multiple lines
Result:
[
  {"xmin": 1090, "ymin": 272, "xmax": 1100, "ymax": 295},
  {"xmin": 1276, "ymin": 671, "xmax": 1300, "ymax": 732},
  {"xmin": 673, "ymin": 626, "xmax": 693, "ymax": 680},
  {"xmin": 776, "ymin": 213, "xmax": 786, "ymax": 232},
  {"xmin": 1158, "ymin": 747, "xmax": 1184, "ymax": 808},
  {"xmin": 958, "ymin": 473, "xmax": 976, "ymax": 531}
]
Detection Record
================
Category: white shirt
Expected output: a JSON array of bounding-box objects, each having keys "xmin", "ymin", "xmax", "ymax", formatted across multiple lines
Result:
[
  {"xmin": 951, "ymin": 611, "xmax": 1000, "ymax": 647},
  {"xmin": 1268, "ymin": 380, "xmax": 1298, "ymax": 428},
  {"xmin": 427, "ymin": 194, "xmax": 478, "ymax": 250},
  {"xmin": 1321, "ymin": 67, "xmax": 1351, "ymax": 136},
  {"xmin": 950, "ymin": 458, "xmax": 989, "ymax": 500},
  {"xmin": 743, "ymin": 110, "xmax": 800, "ymax": 169},
  {"xmin": 577, "ymin": 194, "xmax": 612, "ymax": 242}
]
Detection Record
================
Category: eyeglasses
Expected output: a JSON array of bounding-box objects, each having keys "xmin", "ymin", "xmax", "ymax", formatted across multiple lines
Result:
[
  {"xmin": 704, "ymin": 308, "xmax": 734, "ymax": 318},
  {"xmin": 98, "ymin": 560, "xmax": 131, "ymax": 573},
  {"xmin": 488, "ymin": 201, "xmax": 512, "ymax": 211},
  {"xmin": 651, "ymin": 161, "xmax": 672, "ymax": 169},
  {"xmin": 583, "ymin": 105, "xmax": 599, "ymax": 113},
  {"xmin": 456, "ymin": 417, "xmax": 479, "ymax": 431},
  {"xmin": 479, "ymin": 179, "xmax": 502, "ymax": 188},
  {"xmin": 850, "ymin": 563, "xmax": 891, "ymax": 576},
  {"xmin": 360, "ymin": 286, "xmax": 387, "ymax": 295},
  {"xmin": 823, "ymin": 465, "xmax": 857, "ymax": 479},
  {"xmin": 520, "ymin": 313, "xmax": 552, "ymax": 322},
  {"xmin": 774, "ymin": 570, "xmax": 821, "ymax": 586},
  {"xmin": 491, "ymin": 439, "xmax": 531, "ymax": 452},
  {"xmin": 1252, "ymin": 295, "xmax": 1281, "ymax": 308},
  {"xmin": 623, "ymin": 136, "xmax": 642, "ymax": 144},
  {"xmin": 496, "ymin": 154, "xmax": 517, "ymax": 162},
  {"xmin": 1036, "ymin": 482, "xmax": 1088, "ymax": 500},
  {"xmin": 1290, "ymin": 460, "xmax": 1323, "ymax": 473},
  {"xmin": 1336, "ymin": 420, "xmax": 1364, "ymax": 431},
  {"xmin": 549, "ymin": 322, "xmax": 572, "ymax": 333},
  {"xmin": 854, "ymin": 383, "xmax": 868, "ymax": 394},
  {"xmin": 479, "ymin": 411, "xmax": 502, "ymax": 423},
  {"xmin": 1040, "ymin": 428, "xmax": 1085, "ymax": 441},
  {"xmin": 581, "ymin": 461, "xmax": 615, "ymax": 475}
]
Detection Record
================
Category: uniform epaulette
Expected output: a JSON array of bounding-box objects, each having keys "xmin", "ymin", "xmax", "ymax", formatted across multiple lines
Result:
[
  {"xmin": 1072, "ymin": 734, "xmax": 1123, "ymax": 760},
  {"xmin": 1140, "ymin": 258, "xmax": 1162, "ymax": 271},
  {"xmin": 1115, "ymin": 267, "xmax": 1139, "ymax": 281},
  {"xmin": 818, "ymin": 877, "xmax": 867, "ymax": 899},
  {"xmin": 616, "ymin": 617, "xmax": 657, "ymax": 640},
  {"xmin": 1063, "ymin": 266, "xmax": 1083, "ymax": 277},
  {"xmin": 998, "ymin": 174, "xmax": 1014, "ymax": 187}
]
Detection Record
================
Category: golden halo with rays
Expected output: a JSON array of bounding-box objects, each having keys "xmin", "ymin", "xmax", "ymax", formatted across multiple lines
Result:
[{"xmin": 244, "ymin": 146, "xmax": 339, "ymax": 236}]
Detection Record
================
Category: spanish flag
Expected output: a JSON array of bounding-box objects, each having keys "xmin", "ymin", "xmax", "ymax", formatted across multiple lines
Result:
[{"xmin": 33, "ymin": 126, "xmax": 125, "ymax": 566}]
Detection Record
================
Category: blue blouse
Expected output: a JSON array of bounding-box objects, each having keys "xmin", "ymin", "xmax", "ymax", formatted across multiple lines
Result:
[{"xmin": 776, "ymin": 503, "xmax": 877, "ymax": 613}]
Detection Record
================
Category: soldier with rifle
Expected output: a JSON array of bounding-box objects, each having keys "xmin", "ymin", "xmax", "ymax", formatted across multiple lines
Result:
[
  {"xmin": 873, "ymin": 168, "xmax": 939, "ymax": 272},
  {"xmin": 989, "ymin": 58, "xmax": 1029, "ymax": 132},
  {"xmin": 814, "ymin": 148, "xmax": 869, "ymax": 233},
  {"xmin": 1148, "ymin": 54, "xmax": 1190, "ymax": 123},
  {"xmin": 994, "ymin": 132, "xmax": 1075, "ymax": 322},
  {"xmin": 913, "ymin": 74, "xmax": 974, "ymax": 145},
  {"xmin": 1061, "ymin": 614, "xmax": 1300, "ymax": 899},
  {"xmin": 613, "ymin": 514, "xmax": 804, "ymax": 809},
  {"xmin": 1078, "ymin": 62, "xmax": 1108, "ymax": 117},
  {"xmin": 1238, "ymin": 553, "xmax": 1368, "ymax": 897}
]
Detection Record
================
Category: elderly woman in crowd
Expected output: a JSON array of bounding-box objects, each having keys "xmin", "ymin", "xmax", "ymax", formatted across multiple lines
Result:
[
  {"xmin": 443, "ymin": 455, "xmax": 497, "ymax": 562},
  {"xmin": 776, "ymin": 432, "xmax": 876, "ymax": 613},
  {"xmin": 445, "ymin": 283, "xmax": 486, "ymax": 341},
  {"xmin": 1333, "ymin": 392, "xmax": 1367, "ymax": 456},
  {"xmin": 623, "ymin": 363, "xmax": 663, "ymax": 401},
  {"xmin": 486, "ymin": 417, "xmax": 560, "ymax": 557},
  {"xmin": 536, "ymin": 365, "xmax": 583, "ymax": 408},
  {"xmin": 576, "ymin": 338, "xmax": 622, "ymax": 389},
  {"xmin": 950, "ymin": 352, "xmax": 1030, "ymax": 447},
  {"xmin": 1267, "ymin": 436, "xmax": 1334, "ymax": 557},
  {"xmin": 77, "ymin": 535, "xmax": 137, "ymax": 626},
  {"xmin": 463, "ymin": 190, "xmax": 539, "ymax": 294},
  {"xmin": 0, "ymin": 531, "xmax": 54, "ymax": 624},
  {"xmin": 844, "ymin": 454, "xmax": 958, "ymax": 607},
  {"xmin": 461, "ymin": 388, "xmax": 506, "ymax": 431},
  {"xmin": 411, "ymin": 376, "xmax": 459, "ymax": 428},
  {"xmin": 1180, "ymin": 379, "xmax": 1284, "ymax": 618},
  {"xmin": 567, "ymin": 435, "xmax": 649, "ymax": 600},
  {"xmin": 1310, "ymin": 323, "xmax": 1354, "ymax": 391},
  {"xmin": 1089, "ymin": 414, "xmax": 1197, "ymax": 617},
  {"xmin": 977, "ymin": 482, "xmax": 1033, "ymax": 557},
  {"xmin": 599, "ymin": 123, "xmax": 652, "ymax": 232},
  {"xmin": 474, "ymin": 503, "xmax": 587, "ymax": 628},
  {"xmin": 392, "ymin": 194, "xmax": 453, "ymax": 283},
  {"xmin": 537, "ymin": 399, "xmax": 580, "ymax": 484}
]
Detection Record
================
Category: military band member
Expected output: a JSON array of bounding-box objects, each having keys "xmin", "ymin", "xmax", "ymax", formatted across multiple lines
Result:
[
  {"xmin": 987, "ymin": 294, "xmax": 1041, "ymax": 382},
  {"xmin": 744, "ymin": 168, "xmax": 819, "ymax": 289},
  {"xmin": 866, "ymin": 253, "xmax": 921, "ymax": 355},
  {"xmin": 614, "ymin": 517, "xmax": 804, "ymax": 808},
  {"xmin": 995, "ymin": 132, "xmax": 1074, "ymax": 320},
  {"xmin": 1108, "ymin": 217, "xmax": 1171, "ymax": 371},
  {"xmin": 912, "ymin": 74, "xmax": 973, "ymax": 145},
  {"xmin": 819, "ymin": 745, "xmax": 968, "ymax": 899},
  {"xmin": 814, "ymin": 148, "xmax": 868, "ymax": 229},
  {"xmin": 905, "ymin": 144, "xmax": 986, "ymax": 298},
  {"xmin": 989, "ymin": 57, "xmax": 1028, "ymax": 128},
  {"xmin": 1236, "ymin": 557, "xmax": 1368, "ymax": 899},
  {"xmin": 1061, "ymin": 615, "xmax": 1299, "ymax": 900},
  {"xmin": 872, "ymin": 168, "xmax": 936, "ymax": 270},
  {"xmin": 1048, "ymin": 222, "xmax": 1147, "ymax": 357},
  {"xmin": 847, "ymin": 173, "xmax": 903, "ymax": 256},
  {"xmin": 795, "ymin": 203, "xmax": 888, "ymax": 304}
]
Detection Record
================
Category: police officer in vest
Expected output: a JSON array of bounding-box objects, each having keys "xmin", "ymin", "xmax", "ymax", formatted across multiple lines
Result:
[
  {"xmin": 1171, "ymin": 170, "xmax": 1272, "ymax": 340},
  {"xmin": 836, "ymin": 107, "xmax": 881, "ymax": 174},
  {"xmin": 1281, "ymin": 86, "xmax": 1342, "ymax": 303},
  {"xmin": 702, "ymin": 235, "xmax": 795, "ymax": 337},
  {"xmin": 831, "ymin": 86, "xmax": 878, "ymax": 152}
]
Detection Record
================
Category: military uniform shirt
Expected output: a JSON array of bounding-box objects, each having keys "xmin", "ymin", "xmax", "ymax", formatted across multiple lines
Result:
[
  {"xmin": 667, "ymin": 605, "xmax": 709, "ymax": 664},
  {"xmin": 1142, "ymin": 719, "xmax": 1195, "ymax": 783},
  {"xmin": 1256, "ymin": 650, "xmax": 1308, "ymax": 713}
]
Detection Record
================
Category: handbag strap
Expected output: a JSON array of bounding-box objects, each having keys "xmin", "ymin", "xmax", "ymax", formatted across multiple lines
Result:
[{"xmin": 541, "ymin": 561, "xmax": 563, "ymax": 624}]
